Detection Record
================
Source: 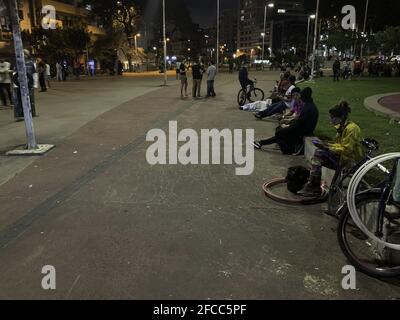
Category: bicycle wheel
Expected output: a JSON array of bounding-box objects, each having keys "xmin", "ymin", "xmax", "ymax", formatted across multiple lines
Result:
[
  {"xmin": 248, "ymin": 88, "xmax": 265, "ymax": 103},
  {"xmin": 337, "ymin": 191, "xmax": 400, "ymax": 278},
  {"xmin": 237, "ymin": 89, "xmax": 247, "ymax": 106},
  {"xmin": 328, "ymin": 169, "xmax": 372, "ymax": 217}
]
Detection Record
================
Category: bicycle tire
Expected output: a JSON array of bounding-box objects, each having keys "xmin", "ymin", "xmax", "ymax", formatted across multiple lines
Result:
[
  {"xmin": 248, "ymin": 88, "xmax": 265, "ymax": 103},
  {"xmin": 328, "ymin": 169, "xmax": 370, "ymax": 217},
  {"xmin": 337, "ymin": 191, "xmax": 400, "ymax": 279},
  {"xmin": 237, "ymin": 89, "xmax": 247, "ymax": 106}
]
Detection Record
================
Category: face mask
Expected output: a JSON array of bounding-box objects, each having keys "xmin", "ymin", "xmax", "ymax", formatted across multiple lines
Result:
[{"xmin": 331, "ymin": 117, "xmax": 342, "ymax": 126}]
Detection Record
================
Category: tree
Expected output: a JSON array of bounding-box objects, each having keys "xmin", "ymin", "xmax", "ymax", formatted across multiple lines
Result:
[
  {"xmin": 83, "ymin": 0, "xmax": 142, "ymax": 70},
  {"xmin": 374, "ymin": 26, "xmax": 400, "ymax": 55},
  {"xmin": 323, "ymin": 27, "xmax": 354, "ymax": 56},
  {"xmin": 22, "ymin": 26, "xmax": 91, "ymax": 64}
]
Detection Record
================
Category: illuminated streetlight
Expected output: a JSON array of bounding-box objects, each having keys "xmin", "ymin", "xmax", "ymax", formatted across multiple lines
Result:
[
  {"xmin": 306, "ymin": 14, "xmax": 316, "ymax": 60},
  {"xmin": 262, "ymin": 3, "xmax": 275, "ymax": 63}
]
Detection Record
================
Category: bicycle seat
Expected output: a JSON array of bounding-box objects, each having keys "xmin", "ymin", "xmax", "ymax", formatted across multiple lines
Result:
[{"xmin": 361, "ymin": 138, "xmax": 379, "ymax": 151}]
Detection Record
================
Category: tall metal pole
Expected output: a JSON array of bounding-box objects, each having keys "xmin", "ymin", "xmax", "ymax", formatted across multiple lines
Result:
[
  {"xmin": 306, "ymin": 17, "xmax": 311, "ymax": 61},
  {"xmin": 310, "ymin": 0, "xmax": 320, "ymax": 80},
  {"xmin": 216, "ymin": 0, "xmax": 220, "ymax": 71},
  {"xmin": 262, "ymin": 5, "xmax": 267, "ymax": 61},
  {"xmin": 9, "ymin": 0, "xmax": 37, "ymax": 149},
  {"xmin": 361, "ymin": 0, "xmax": 369, "ymax": 58},
  {"xmin": 269, "ymin": 20, "xmax": 273, "ymax": 54},
  {"xmin": 162, "ymin": 0, "xmax": 167, "ymax": 85}
]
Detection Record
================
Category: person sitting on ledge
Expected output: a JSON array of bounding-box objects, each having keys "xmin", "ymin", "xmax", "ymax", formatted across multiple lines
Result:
[
  {"xmin": 253, "ymin": 87, "xmax": 319, "ymax": 155},
  {"xmin": 298, "ymin": 101, "xmax": 363, "ymax": 197},
  {"xmin": 255, "ymin": 75, "xmax": 297, "ymax": 120}
]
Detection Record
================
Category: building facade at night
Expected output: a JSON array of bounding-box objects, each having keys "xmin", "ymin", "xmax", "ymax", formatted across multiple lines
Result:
[
  {"xmin": 0, "ymin": 0, "xmax": 104, "ymax": 54},
  {"xmin": 237, "ymin": 0, "xmax": 307, "ymax": 57}
]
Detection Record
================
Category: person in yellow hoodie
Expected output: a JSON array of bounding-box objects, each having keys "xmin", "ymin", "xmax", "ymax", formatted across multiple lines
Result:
[{"xmin": 298, "ymin": 101, "xmax": 363, "ymax": 197}]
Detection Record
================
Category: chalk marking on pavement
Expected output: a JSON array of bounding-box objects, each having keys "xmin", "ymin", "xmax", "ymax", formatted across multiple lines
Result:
[{"xmin": 66, "ymin": 274, "xmax": 81, "ymax": 298}]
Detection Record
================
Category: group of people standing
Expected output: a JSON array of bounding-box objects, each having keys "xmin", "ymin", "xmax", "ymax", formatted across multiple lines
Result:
[{"xmin": 176, "ymin": 58, "xmax": 217, "ymax": 99}]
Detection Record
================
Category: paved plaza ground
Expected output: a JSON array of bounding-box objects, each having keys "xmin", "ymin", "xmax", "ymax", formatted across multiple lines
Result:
[{"xmin": 0, "ymin": 72, "xmax": 400, "ymax": 299}]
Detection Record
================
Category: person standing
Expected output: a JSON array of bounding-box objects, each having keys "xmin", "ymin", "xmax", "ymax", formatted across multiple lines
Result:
[
  {"xmin": 38, "ymin": 59, "xmax": 47, "ymax": 92},
  {"xmin": 56, "ymin": 62, "xmax": 62, "ymax": 81},
  {"xmin": 333, "ymin": 58, "xmax": 341, "ymax": 82},
  {"xmin": 191, "ymin": 60, "xmax": 202, "ymax": 98},
  {"xmin": 45, "ymin": 61, "xmax": 51, "ymax": 88},
  {"xmin": 13, "ymin": 49, "xmax": 38, "ymax": 119},
  {"xmin": 179, "ymin": 60, "xmax": 188, "ymax": 97},
  {"xmin": 0, "ymin": 59, "xmax": 13, "ymax": 107},
  {"xmin": 206, "ymin": 61, "xmax": 217, "ymax": 97},
  {"xmin": 175, "ymin": 61, "xmax": 181, "ymax": 80}
]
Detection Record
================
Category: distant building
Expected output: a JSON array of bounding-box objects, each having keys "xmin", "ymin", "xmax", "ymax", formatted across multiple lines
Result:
[
  {"xmin": 0, "ymin": 0, "xmax": 105, "ymax": 54},
  {"xmin": 219, "ymin": 8, "xmax": 237, "ymax": 61},
  {"xmin": 237, "ymin": 0, "xmax": 306, "ymax": 58}
]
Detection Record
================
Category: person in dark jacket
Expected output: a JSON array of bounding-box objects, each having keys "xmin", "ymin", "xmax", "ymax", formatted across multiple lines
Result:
[
  {"xmin": 253, "ymin": 87, "xmax": 319, "ymax": 154},
  {"xmin": 239, "ymin": 63, "xmax": 253, "ymax": 97},
  {"xmin": 333, "ymin": 58, "xmax": 341, "ymax": 81},
  {"xmin": 192, "ymin": 60, "xmax": 202, "ymax": 98}
]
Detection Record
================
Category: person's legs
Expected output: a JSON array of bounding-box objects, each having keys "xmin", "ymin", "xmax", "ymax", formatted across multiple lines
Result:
[
  {"xmin": 258, "ymin": 136, "xmax": 278, "ymax": 146},
  {"xmin": 180, "ymin": 79, "xmax": 184, "ymax": 96},
  {"xmin": 192, "ymin": 80, "xmax": 196, "ymax": 97},
  {"xmin": 299, "ymin": 149, "xmax": 340, "ymax": 197},
  {"xmin": 211, "ymin": 80, "xmax": 215, "ymax": 96},
  {"xmin": 5, "ymin": 83, "xmax": 12, "ymax": 105},
  {"xmin": 0, "ymin": 83, "xmax": 7, "ymax": 106},
  {"xmin": 256, "ymin": 101, "xmax": 286, "ymax": 119},
  {"xmin": 206, "ymin": 80, "xmax": 211, "ymax": 97},
  {"xmin": 197, "ymin": 79, "xmax": 202, "ymax": 97},
  {"xmin": 184, "ymin": 79, "xmax": 188, "ymax": 96},
  {"xmin": 39, "ymin": 74, "xmax": 47, "ymax": 92}
]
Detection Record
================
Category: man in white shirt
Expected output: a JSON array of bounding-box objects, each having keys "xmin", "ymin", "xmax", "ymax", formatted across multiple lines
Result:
[
  {"xmin": 0, "ymin": 59, "xmax": 12, "ymax": 106},
  {"xmin": 45, "ymin": 62, "xmax": 51, "ymax": 88},
  {"xmin": 255, "ymin": 75, "xmax": 297, "ymax": 119},
  {"xmin": 206, "ymin": 61, "xmax": 217, "ymax": 97}
]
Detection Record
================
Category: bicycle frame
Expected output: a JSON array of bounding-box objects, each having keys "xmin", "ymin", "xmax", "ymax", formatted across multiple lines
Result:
[{"xmin": 376, "ymin": 158, "xmax": 400, "ymax": 238}]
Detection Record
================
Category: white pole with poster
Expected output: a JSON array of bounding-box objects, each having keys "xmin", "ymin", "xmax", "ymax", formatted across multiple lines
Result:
[{"xmin": 6, "ymin": 0, "xmax": 54, "ymax": 155}]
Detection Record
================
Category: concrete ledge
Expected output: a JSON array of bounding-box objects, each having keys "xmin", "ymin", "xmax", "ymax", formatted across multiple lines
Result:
[{"xmin": 364, "ymin": 92, "xmax": 400, "ymax": 122}]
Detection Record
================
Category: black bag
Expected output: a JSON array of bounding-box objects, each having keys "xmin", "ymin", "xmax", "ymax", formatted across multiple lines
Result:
[{"xmin": 286, "ymin": 166, "xmax": 310, "ymax": 194}]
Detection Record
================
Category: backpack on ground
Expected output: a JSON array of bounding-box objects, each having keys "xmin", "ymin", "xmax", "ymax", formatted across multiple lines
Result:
[{"xmin": 286, "ymin": 166, "xmax": 310, "ymax": 194}]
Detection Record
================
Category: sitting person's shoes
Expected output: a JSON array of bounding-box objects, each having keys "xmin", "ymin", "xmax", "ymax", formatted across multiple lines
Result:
[
  {"xmin": 254, "ymin": 112, "xmax": 263, "ymax": 120},
  {"xmin": 298, "ymin": 180, "xmax": 321, "ymax": 198},
  {"xmin": 253, "ymin": 141, "xmax": 262, "ymax": 150}
]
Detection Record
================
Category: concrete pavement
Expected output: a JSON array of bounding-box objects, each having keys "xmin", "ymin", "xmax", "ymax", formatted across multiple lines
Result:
[
  {"xmin": 0, "ymin": 72, "xmax": 400, "ymax": 299},
  {"xmin": 0, "ymin": 74, "xmax": 171, "ymax": 186}
]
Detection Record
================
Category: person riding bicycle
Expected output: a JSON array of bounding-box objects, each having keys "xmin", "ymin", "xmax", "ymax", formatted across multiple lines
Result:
[
  {"xmin": 239, "ymin": 62, "xmax": 253, "ymax": 98},
  {"xmin": 298, "ymin": 101, "xmax": 364, "ymax": 197}
]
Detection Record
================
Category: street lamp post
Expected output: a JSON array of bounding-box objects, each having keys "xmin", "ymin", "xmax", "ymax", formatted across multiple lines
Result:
[
  {"xmin": 134, "ymin": 33, "xmax": 141, "ymax": 52},
  {"xmin": 310, "ymin": 0, "xmax": 320, "ymax": 80},
  {"xmin": 162, "ymin": 0, "xmax": 167, "ymax": 86},
  {"xmin": 262, "ymin": 3, "xmax": 274, "ymax": 65},
  {"xmin": 306, "ymin": 14, "xmax": 316, "ymax": 62},
  {"xmin": 360, "ymin": 0, "xmax": 369, "ymax": 58}
]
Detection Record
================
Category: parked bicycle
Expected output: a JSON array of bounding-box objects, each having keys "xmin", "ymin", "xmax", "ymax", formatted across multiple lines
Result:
[
  {"xmin": 237, "ymin": 79, "xmax": 265, "ymax": 106},
  {"xmin": 327, "ymin": 138, "xmax": 388, "ymax": 216},
  {"xmin": 337, "ymin": 155, "xmax": 400, "ymax": 278}
]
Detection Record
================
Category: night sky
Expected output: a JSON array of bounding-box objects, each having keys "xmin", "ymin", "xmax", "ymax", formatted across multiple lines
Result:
[{"xmin": 184, "ymin": 0, "xmax": 237, "ymax": 28}]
